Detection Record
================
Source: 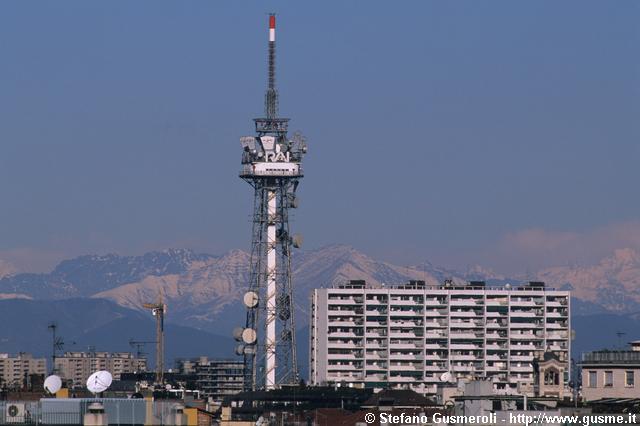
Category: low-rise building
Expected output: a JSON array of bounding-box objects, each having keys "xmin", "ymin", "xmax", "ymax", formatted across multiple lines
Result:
[
  {"xmin": 0, "ymin": 353, "xmax": 47, "ymax": 388},
  {"xmin": 580, "ymin": 341, "xmax": 640, "ymax": 401},
  {"xmin": 55, "ymin": 351, "xmax": 146, "ymax": 386}
]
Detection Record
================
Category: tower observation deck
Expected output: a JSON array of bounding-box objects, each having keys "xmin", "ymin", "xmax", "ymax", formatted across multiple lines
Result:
[{"xmin": 234, "ymin": 14, "xmax": 307, "ymax": 391}]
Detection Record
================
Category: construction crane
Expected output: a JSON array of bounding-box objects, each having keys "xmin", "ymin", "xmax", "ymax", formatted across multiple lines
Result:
[{"xmin": 143, "ymin": 297, "xmax": 166, "ymax": 384}]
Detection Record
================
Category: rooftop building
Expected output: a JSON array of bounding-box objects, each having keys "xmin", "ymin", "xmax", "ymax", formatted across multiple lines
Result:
[
  {"xmin": 0, "ymin": 353, "xmax": 46, "ymax": 389},
  {"xmin": 580, "ymin": 341, "xmax": 640, "ymax": 401},
  {"xmin": 310, "ymin": 280, "xmax": 571, "ymax": 396},
  {"xmin": 175, "ymin": 357, "xmax": 243, "ymax": 402},
  {"xmin": 55, "ymin": 351, "xmax": 146, "ymax": 387}
]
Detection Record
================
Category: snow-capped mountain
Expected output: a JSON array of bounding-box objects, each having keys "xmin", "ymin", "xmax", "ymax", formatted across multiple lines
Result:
[
  {"xmin": 4, "ymin": 245, "xmax": 640, "ymax": 336},
  {"xmin": 536, "ymin": 248, "xmax": 640, "ymax": 313}
]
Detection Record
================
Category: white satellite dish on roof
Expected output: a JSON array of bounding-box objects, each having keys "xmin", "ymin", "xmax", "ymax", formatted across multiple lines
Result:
[
  {"xmin": 440, "ymin": 372, "xmax": 454, "ymax": 383},
  {"xmin": 44, "ymin": 375, "xmax": 62, "ymax": 394},
  {"xmin": 86, "ymin": 370, "xmax": 113, "ymax": 394}
]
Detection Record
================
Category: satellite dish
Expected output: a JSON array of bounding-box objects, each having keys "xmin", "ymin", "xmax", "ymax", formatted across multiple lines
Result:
[
  {"xmin": 440, "ymin": 372, "xmax": 453, "ymax": 383},
  {"xmin": 235, "ymin": 344, "xmax": 245, "ymax": 356},
  {"xmin": 86, "ymin": 371, "xmax": 113, "ymax": 394},
  {"xmin": 291, "ymin": 234, "xmax": 303, "ymax": 249},
  {"xmin": 243, "ymin": 292, "xmax": 259, "ymax": 309},
  {"xmin": 44, "ymin": 375, "xmax": 62, "ymax": 394},
  {"xmin": 242, "ymin": 328, "xmax": 257, "ymax": 344},
  {"xmin": 233, "ymin": 327, "xmax": 244, "ymax": 341},
  {"xmin": 288, "ymin": 195, "xmax": 299, "ymax": 209},
  {"xmin": 165, "ymin": 384, "xmax": 172, "ymax": 391}
]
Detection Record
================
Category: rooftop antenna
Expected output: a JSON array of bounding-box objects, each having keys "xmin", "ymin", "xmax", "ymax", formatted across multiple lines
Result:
[
  {"xmin": 48, "ymin": 322, "xmax": 65, "ymax": 375},
  {"xmin": 265, "ymin": 13, "xmax": 278, "ymax": 119},
  {"xmin": 616, "ymin": 331, "xmax": 626, "ymax": 349},
  {"xmin": 143, "ymin": 294, "xmax": 166, "ymax": 384}
]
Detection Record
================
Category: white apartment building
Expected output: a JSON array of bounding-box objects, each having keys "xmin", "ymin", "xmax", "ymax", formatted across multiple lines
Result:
[
  {"xmin": 55, "ymin": 351, "xmax": 146, "ymax": 386},
  {"xmin": 0, "ymin": 353, "xmax": 47, "ymax": 388},
  {"xmin": 310, "ymin": 280, "xmax": 570, "ymax": 396}
]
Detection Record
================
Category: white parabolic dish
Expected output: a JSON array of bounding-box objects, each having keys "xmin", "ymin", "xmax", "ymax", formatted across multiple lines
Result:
[
  {"xmin": 86, "ymin": 370, "xmax": 113, "ymax": 394},
  {"xmin": 44, "ymin": 375, "xmax": 62, "ymax": 394}
]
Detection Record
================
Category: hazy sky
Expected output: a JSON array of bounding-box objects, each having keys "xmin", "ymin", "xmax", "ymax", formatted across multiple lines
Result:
[{"xmin": 0, "ymin": 1, "xmax": 638, "ymax": 274}]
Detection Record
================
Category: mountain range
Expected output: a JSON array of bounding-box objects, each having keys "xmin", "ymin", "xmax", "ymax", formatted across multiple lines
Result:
[{"xmin": 1, "ymin": 245, "xmax": 639, "ymax": 370}]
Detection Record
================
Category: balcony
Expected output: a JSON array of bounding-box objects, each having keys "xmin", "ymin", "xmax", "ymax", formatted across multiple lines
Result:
[
  {"xmin": 329, "ymin": 332, "xmax": 363, "ymax": 338},
  {"xmin": 450, "ymin": 299, "xmax": 483, "ymax": 306},
  {"xmin": 424, "ymin": 343, "xmax": 448, "ymax": 350},
  {"xmin": 389, "ymin": 310, "xmax": 424, "ymax": 317},
  {"xmin": 389, "ymin": 298, "xmax": 424, "ymax": 306},
  {"xmin": 510, "ymin": 355, "xmax": 533, "ymax": 362},
  {"xmin": 510, "ymin": 333, "xmax": 537, "ymax": 340},
  {"xmin": 509, "ymin": 322, "xmax": 539, "ymax": 329},
  {"xmin": 510, "ymin": 299, "xmax": 537, "ymax": 307},
  {"xmin": 486, "ymin": 366, "xmax": 508, "ymax": 372},
  {"xmin": 389, "ymin": 353, "xmax": 423, "ymax": 361},
  {"xmin": 327, "ymin": 364, "xmax": 363, "ymax": 371},
  {"xmin": 546, "ymin": 322, "xmax": 568, "ymax": 329},
  {"xmin": 509, "ymin": 365, "xmax": 533, "ymax": 373},
  {"xmin": 449, "ymin": 310, "xmax": 481, "ymax": 318},
  {"xmin": 388, "ymin": 376, "xmax": 422, "ymax": 383},
  {"xmin": 449, "ymin": 331, "xmax": 481, "ymax": 339},
  {"xmin": 389, "ymin": 341, "xmax": 423, "ymax": 350},
  {"xmin": 424, "ymin": 331, "xmax": 447, "ymax": 339},
  {"xmin": 450, "ymin": 354, "xmax": 482, "ymax": 361},
  {"xmin": 486, "ymin": 354, "xmax": 507, "ymax": 361},
  {"xmin": 509, "ymin": 311, "xmax": 539, "ymax": 318},
  {"xmin": 330, "ymin": 320, "xmax": 362, "ymax": 327},
  {"xmin": 486, "ymin": 343, "xmax": 507, "ymax": 350},
  {"xmin": 328, "ymin": 297, "xmax": 364, "ymax": 305},
  {"xmin": 509, "ymin": 343, "xmax": 536, "ymax": 350},
  {"xmin": 424, "ymin": 354, "xmax": 448, "ymax": 361},
  {"xmin": 450, "ymin": 343, "xmax": 483, "ymax": 350},
  {"xmin": 328, "ymin": 353, "xmax": 363, "ymax": 361},
  {"xmin": 328, "ymin": 340, "xmax": 362, "ymax": 348},
  {"xmin": 328, "ymin": 308, "xmax": 363, "ymax": 316},
  {"xmin": 425, "ymin": 364, "xmax": 447, "ymax": 372},
  {"xmin": 364, "ymin": 374, "xmax": 388, "ymax": 381}
]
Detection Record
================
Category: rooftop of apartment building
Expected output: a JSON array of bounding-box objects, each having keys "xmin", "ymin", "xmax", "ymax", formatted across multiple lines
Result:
[
  {"xmin": 60, "ymin": 351, "xmax": 137, "ymax": 359},
  {"xmin": 0, "ymin": 353, "xmax": 44, "ymax": 360},
  {"xmin": 581, "ymin": 341, "xmax": 640, "ymax": 365},
  {"xmin": 330, "ymin": 279, "xmax": 563, "ymax": 292}
]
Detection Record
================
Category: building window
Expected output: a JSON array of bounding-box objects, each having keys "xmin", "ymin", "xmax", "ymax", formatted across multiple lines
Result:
[
  {"xmin": 604, "ymin": 371, "xmax": 613, "ymax": 387},
  {"xmin": 589, "ymin": 371, "xmax": 597, "ymax": 388},
  {"xmin": 626, "ymin": 371, "xmax": 635, "ymax": 388},
  {"xmin": 544, "ymin": 369, "xmax": 560, "ymax": 386}
]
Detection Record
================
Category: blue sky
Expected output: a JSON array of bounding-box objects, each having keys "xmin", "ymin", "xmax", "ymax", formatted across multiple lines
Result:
[{"xmin": 0, "ymin": 1, "xmax": 638, "ymax": 273}]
